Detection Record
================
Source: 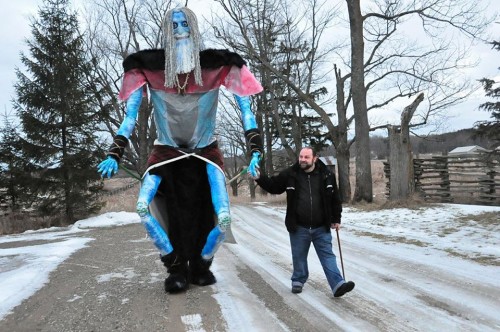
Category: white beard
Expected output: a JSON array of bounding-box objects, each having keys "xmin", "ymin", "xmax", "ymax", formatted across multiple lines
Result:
[{"xmin": 175, "ymin": 38, "xmax": 195, "ymax": 74}]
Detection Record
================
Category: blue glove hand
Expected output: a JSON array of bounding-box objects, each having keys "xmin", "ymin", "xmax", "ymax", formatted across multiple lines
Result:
[
  {"xmin": 247, "ymin": 151, "xmax": 261, "ymax": 179},
  {"xmin": 201, "ymin": 225, "xmax": 226, "ymax": 260},
  {"xmin": 97, "ymin": 156, "xmax": 118, "ymax": 178}
]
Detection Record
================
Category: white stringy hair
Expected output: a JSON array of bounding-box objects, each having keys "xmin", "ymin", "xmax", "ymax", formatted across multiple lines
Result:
[{"xmin": 163, "ymin": 7, "xmax": 203, "ymax": 88}]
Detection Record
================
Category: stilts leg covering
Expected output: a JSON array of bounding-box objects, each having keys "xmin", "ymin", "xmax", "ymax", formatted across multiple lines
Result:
[
  {"xmin": 189, "ymin": 256, "xmax": 216, "ymax": 286},
  {"xmin": 161, "ymin": 252, "xmax": 189, "ymax": 293}
]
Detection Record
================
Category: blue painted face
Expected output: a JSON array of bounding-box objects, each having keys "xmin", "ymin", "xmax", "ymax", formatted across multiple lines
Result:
[
  {"xmin": 172, "ymin": 11, "xmax": 190, "ymax": 39},
  {"xmin": 170, "ymin": 10, "xmax": 195, "ymax": 73}
]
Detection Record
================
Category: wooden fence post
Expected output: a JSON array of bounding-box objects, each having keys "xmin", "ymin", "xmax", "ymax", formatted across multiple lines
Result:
[
  {"xmin": 383, "ymin": 161, "xmax": 390, "ymax": 198},
  {"xmin": 413, "ymin": 159, "xmax": 424, "ymax": 196},
  {"xmin": 438, "ymin": 153, "xmax": 451, "ymax": 203}
]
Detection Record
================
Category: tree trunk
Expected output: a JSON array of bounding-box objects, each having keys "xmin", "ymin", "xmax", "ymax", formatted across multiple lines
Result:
[
  {"xmin": 61, "ymin": 111, "xmax": 73, "ymax": 223},
  {"xmin": 254, "ymin": 66, "xmax": 273, "ymax": 177},
  {"xmin": 388, "ymin": 93, "xmax": 424, "ymax": 200},
  {"xmin": 388, "ymin": 126, "xmax": 413, "ymax": 200},
  {"xmin": 272, "ymin": 102, "xmax": 296, "ymax": 161},
  {"xmin": 347, "ymin": 0, "xmax": 373, "ymax": 202},
  {"xmin": 255, "ymin": 96, "xmax": 268, "ymax": 197},
  {"xmin": 230, "ymin": 181, "xmax": 238, "ymax": 197},
  {"xmin": 249, "ymin": 178, "xmax": 256, "ymax": 199},
  {"xmin": 336, "ymin": 151, "xmax": 351, "ymax": 202},
  {"xmin": 335, "ymin": 65, "xmax": 351, "ymax": 202},
  {"xmin": 264, "ymin": 113, "xmax": 273, "ymax": 181}
]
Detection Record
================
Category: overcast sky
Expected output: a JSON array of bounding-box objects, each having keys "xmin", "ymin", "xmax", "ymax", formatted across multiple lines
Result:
[{"xmin": 1, "ymin": 0, "xmax": 498, "ymax": 134}]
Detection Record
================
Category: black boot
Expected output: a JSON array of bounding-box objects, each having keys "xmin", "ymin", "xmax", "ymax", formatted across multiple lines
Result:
[
  {"xmin": 189, "ymin": 257, "xmax": 216, "ymax": 286},
  {"xmin": 334, "ymin": 281, "xmax": 355, "ymax": 298},
  {"xmin": 161, "ymin": 252, "xmax": 189, "ymax": 293}
]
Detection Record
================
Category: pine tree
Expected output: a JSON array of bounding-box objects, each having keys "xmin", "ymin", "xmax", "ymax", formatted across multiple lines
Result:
[
  {"xmin": 14, "ymin": 0, "xmax": 104, "ymax": 223},
  {"xmin": 476, "ymin": 41, "xmax": 500, "ymax": 149},
  {"xmin": 0, "ymin": 115, "xmax": 28, "ymax": 211}
]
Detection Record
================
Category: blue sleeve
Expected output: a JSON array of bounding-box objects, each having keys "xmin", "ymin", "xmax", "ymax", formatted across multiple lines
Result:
[
  {"xmin": 234, "ymin": 95, "xmax": 257, "ymax": 131},
  {"xmin": 116, "ymin": 88, "xmax": 142, "ymax": 138}
]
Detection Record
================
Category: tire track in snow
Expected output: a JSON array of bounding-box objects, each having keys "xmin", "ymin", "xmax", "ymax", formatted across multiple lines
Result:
[
  {"xmin": 230, "ymin": 203, "xmax": 500, "ymax": 331},
  {"xmin": 341, "ymin": 229, "xmax": 500, "ymax": 331},
  {"xmin": 212, "ymin": 246, "xmax": 294, "ymax": 331},
  {"xmin": 231, "ymin": 204, "xmax": 414, "ymax": 332}
]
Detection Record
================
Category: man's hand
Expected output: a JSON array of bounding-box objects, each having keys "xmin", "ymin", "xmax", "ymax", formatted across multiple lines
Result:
[
  {"xmin": 97, "ymin": 156, "xmax": 118, "ymax": 178},
  {"xmin": 331, "ymin": 223, "xmax": 341, "ymax": 231},
  {"xmin": 247, "ymin": 151, "xmax": 261, "ymax": 180}
]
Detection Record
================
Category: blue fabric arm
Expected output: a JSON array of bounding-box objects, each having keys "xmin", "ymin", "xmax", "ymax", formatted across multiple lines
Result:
[
  {"xmin": 234, "ymin": 95, "xmax": 263, "ymax": 178},
  {"xmin": 98, "ymin": 88, "xmax": 142, "ymax": 178},
  {"xmin": 117, "ymin": 88, "xmax": 142, "ymax": 138},
  {"xmin": 234, "ymin": 95, "xmax": 257, "ymax": 131},
  {"xmin": 137, "ymin": 173, "xmax": 174, "ymax": 255}
]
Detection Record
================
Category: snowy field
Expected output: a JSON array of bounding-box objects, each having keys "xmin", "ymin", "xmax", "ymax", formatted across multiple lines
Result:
[{"xmin": 0, "ymin": 203, "xmax": 499, "ymax": 331}]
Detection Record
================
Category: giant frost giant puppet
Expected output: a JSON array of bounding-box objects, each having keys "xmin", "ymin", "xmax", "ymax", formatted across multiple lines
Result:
[{"xmin": 98, "ymin": 7, "xmax": 263, "ymax": 293}]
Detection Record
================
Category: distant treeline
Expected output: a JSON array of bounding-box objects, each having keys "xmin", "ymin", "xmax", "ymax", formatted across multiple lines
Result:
[{"xmin": 369, "ymin": 128, "xmax": 493, "ymax": 159}]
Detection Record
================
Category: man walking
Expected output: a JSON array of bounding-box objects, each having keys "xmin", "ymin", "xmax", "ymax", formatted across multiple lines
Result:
[{"xmin": 251, "ymin": 147, "xmax": 355, "ymax": 298}]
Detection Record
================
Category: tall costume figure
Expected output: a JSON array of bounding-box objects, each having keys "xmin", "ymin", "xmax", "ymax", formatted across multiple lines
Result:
[{"xmin": 98, "ymin": 7, "xmax": 263, "ymax": 293}]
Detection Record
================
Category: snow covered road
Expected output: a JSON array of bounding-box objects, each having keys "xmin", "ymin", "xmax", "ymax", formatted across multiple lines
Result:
[
  {"xmin": 227, "ymin": 203, "xmax": 500, "ymax": 332},
  {"xmin": 0, "ymin": 203, "xmax": 499, "ymax": 331}
]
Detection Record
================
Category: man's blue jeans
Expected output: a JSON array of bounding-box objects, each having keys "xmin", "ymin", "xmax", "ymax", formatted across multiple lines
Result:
[{"xmin": 289, "ymin": 226, "xmax": 345, "ymax": 294}]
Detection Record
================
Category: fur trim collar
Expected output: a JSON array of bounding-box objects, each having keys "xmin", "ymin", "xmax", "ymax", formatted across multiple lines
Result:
[{"xmin": 122, "ymin": 48, "xmax": 246, "ymax": 72}]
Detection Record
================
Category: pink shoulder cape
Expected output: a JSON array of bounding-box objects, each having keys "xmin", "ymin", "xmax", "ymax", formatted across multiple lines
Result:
[{"xmin": 118, "ymin": 65, "xmax": 263, "ymax": 101}]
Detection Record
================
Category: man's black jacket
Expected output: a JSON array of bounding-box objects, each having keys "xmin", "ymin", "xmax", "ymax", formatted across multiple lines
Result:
[{"xmin": 256, "ymin": 159, "xmax": 342, "ymax": 233}]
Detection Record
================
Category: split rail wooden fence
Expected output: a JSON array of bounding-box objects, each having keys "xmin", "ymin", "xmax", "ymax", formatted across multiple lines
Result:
[{"xmin": 384, "ymin": 151, "xmax": 500, "ymax": 205}]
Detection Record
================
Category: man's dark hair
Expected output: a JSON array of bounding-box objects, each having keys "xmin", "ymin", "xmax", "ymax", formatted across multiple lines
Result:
[{"xmin": 302, "ymin": 146, "xmax": 317, "ymax": 157}]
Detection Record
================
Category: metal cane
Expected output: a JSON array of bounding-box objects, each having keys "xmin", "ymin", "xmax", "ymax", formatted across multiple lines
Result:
[{"xmin": 336, "ymin": 229, "xmax": 345, "ymax": 279}]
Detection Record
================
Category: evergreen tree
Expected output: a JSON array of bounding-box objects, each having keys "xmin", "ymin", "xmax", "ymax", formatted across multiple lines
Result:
[
  {"xmin": 476, "ymin": 41, "xmax": 500, "ymax": 149},
  {"xmin": 14, "ymin": 0, "xmax": 104, "ymax": 223},
  {"xmin": 0, "ymin": 115, "xmax": 28, "ymax": 211}
]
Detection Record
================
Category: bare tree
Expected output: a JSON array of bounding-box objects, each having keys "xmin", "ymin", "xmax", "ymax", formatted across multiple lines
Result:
[
  {"xmin": 333, "ymin": 65, "xmax": 354, "ymax": 202},
  {"xmin": 346, "ymin": 0, "xmax": 373, "ymax": 202},
  {"xmin": 345, "ymin": 0, "xmax": 493, "ymax": 202},
  {"xmin": 82, "ymin": 0, "xmax": 172, "ymax": 173},
  {"xmin": 81, "ymin": 0, "xmax": 493, "ymax": 204},
  {"xmin": 211, "ymin": 0, "xmax": 340, "ymax": 168},
  {"xmin": 387, "ymin": 93, "xmax": 424, "ymax": 200}
]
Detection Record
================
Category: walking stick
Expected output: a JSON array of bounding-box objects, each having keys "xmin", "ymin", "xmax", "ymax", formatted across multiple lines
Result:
[
  {"xmin": 336, "ymin": 229, "xmax": 345, "ymax": 279},
  {"xmin": 227, "ymin": 166, "xmax": 248, "ymax": 185},
  {"xmin": 119, "ymin": 164, "xmax": 141, "ymax": 181}
]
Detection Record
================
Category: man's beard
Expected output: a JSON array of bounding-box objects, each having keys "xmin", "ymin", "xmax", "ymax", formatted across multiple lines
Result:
[
  {"xmin": 175, "ymin": 37, "xmax": 195, "ymax": 74},
  {"xmin": 299, "ymin": 162, "xmax": 314, "ymax": 171}
]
